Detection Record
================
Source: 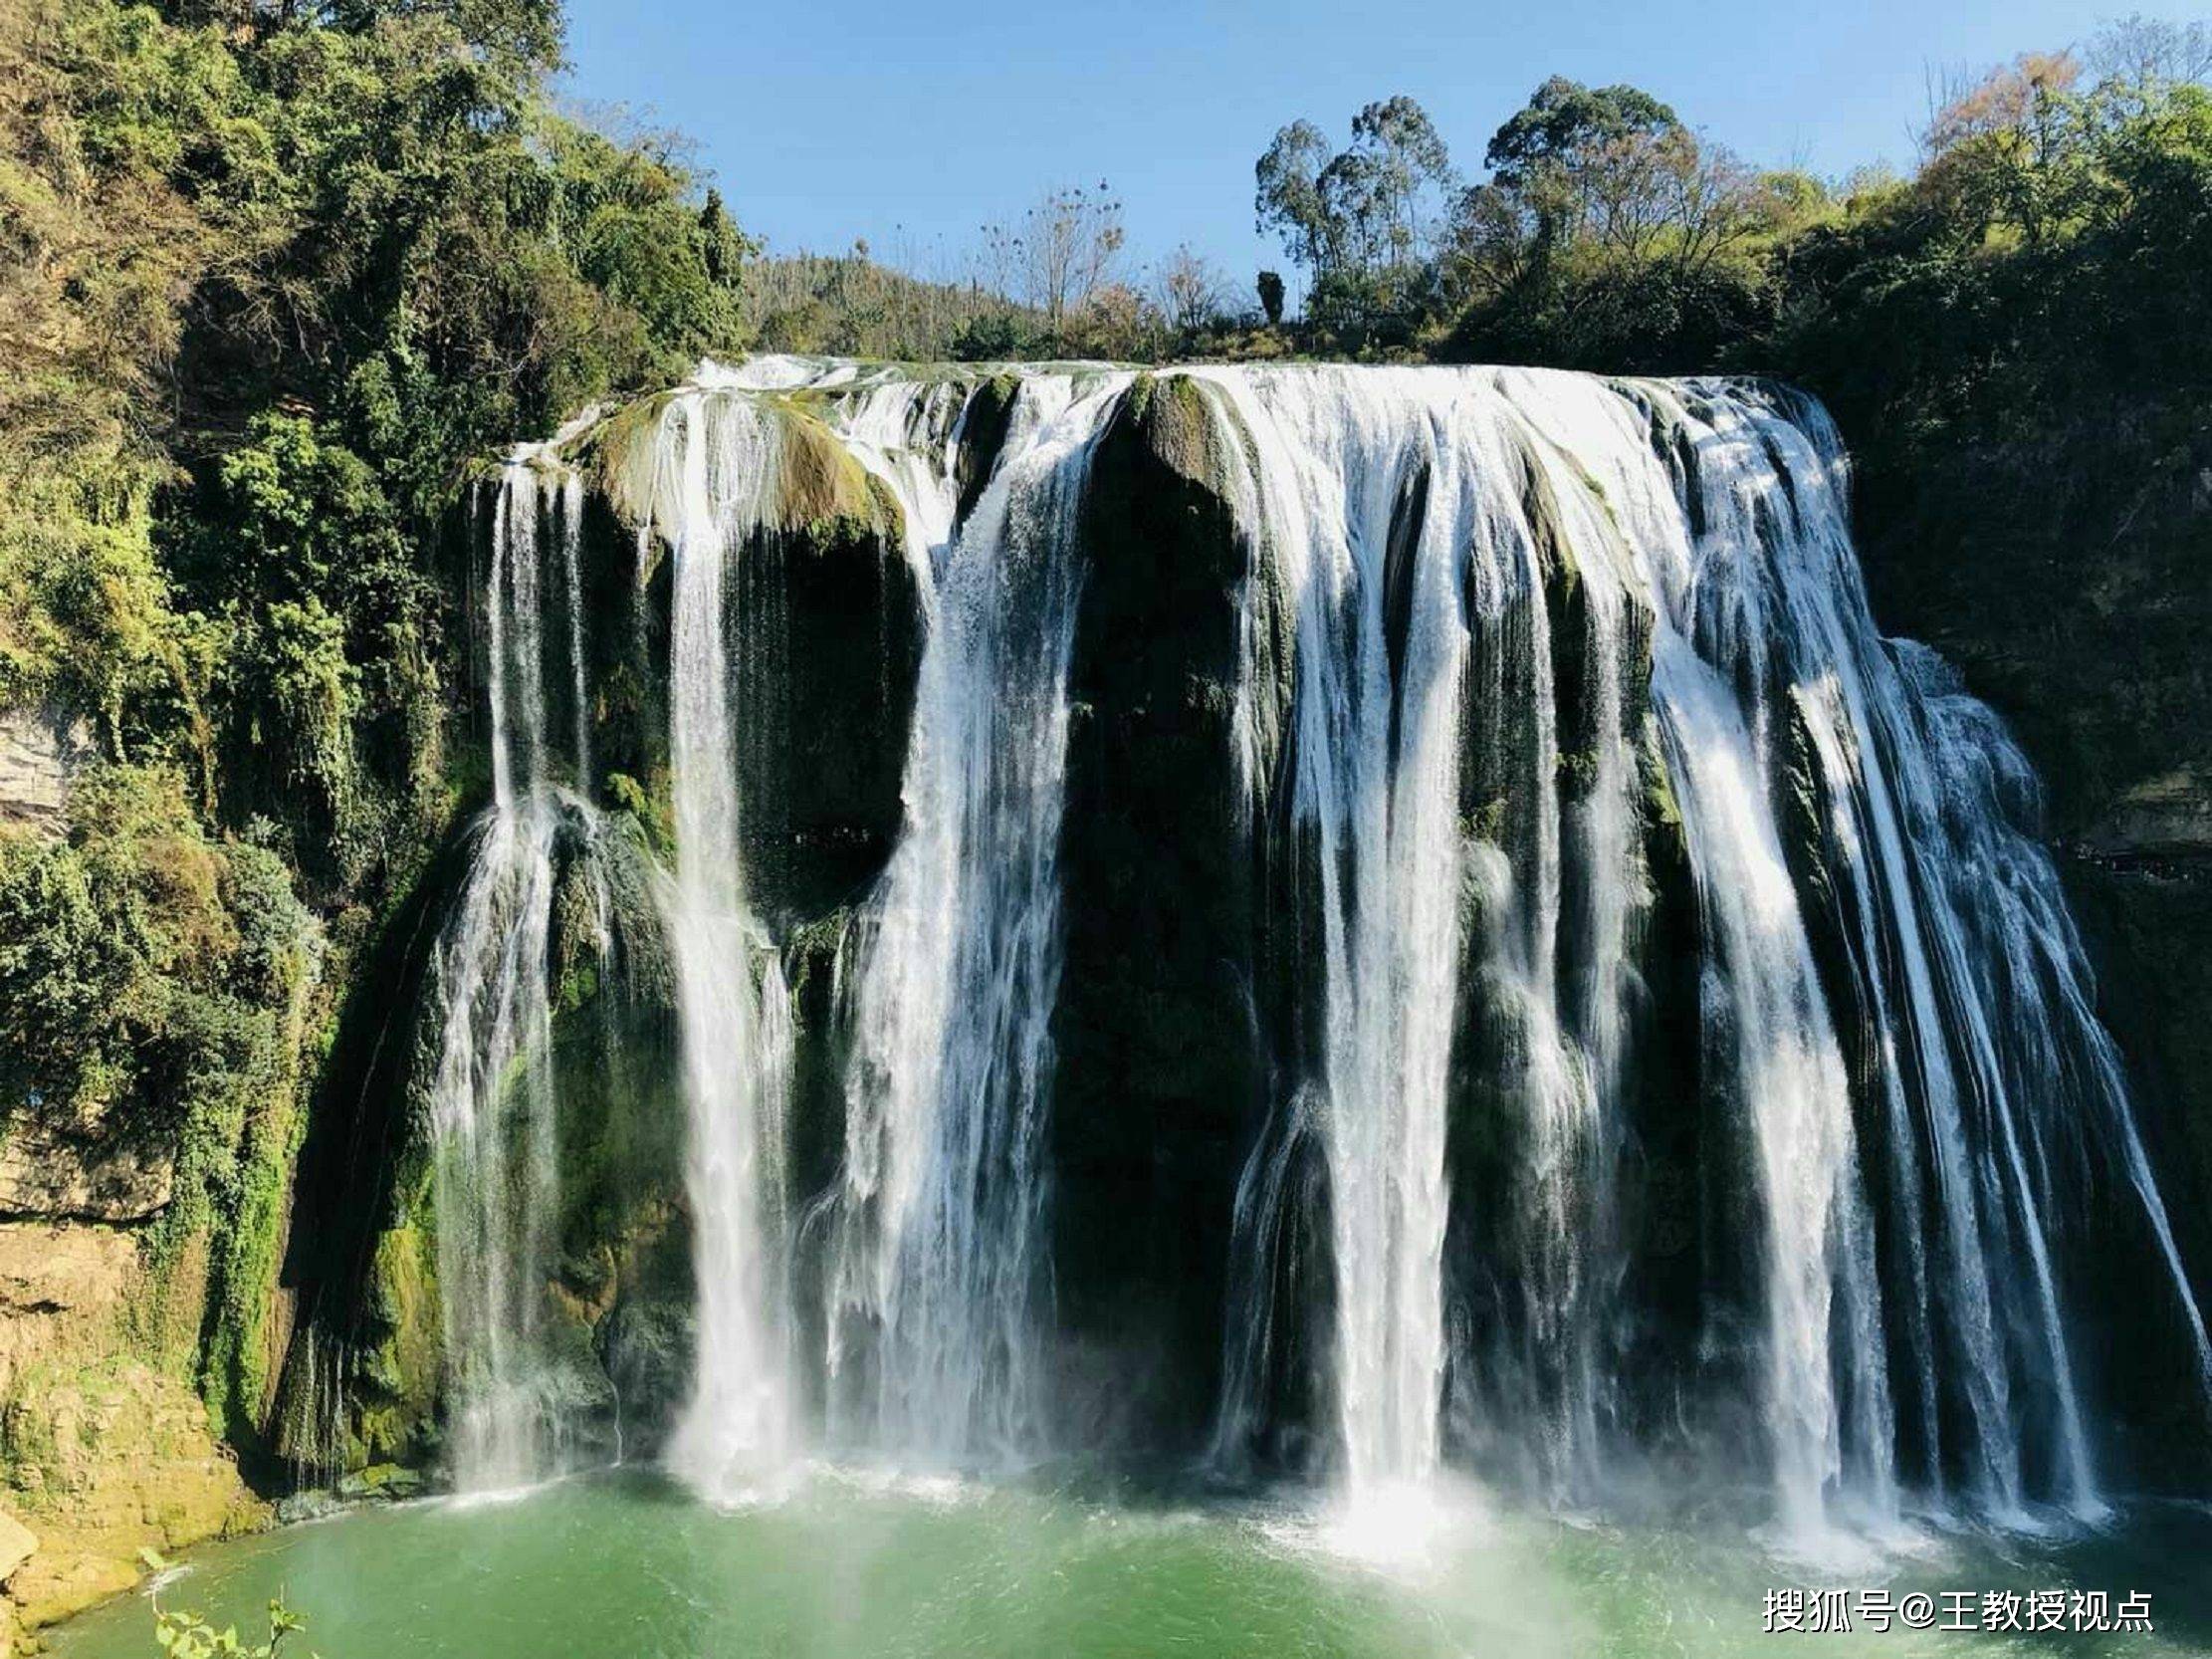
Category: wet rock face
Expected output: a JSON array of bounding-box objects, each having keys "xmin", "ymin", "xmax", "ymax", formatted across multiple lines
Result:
[
  {"xmin": 1848, "ymin": 417, "xmax": 2212, "ymax": 1477},
  {"xmin": 730, "ymin": 519, "xmax": 925, "ymax": 928},
  {"xmin": 2063, "ymin": 865, "xmax": 2212, "ymax": 1482},
  {"xmin": 1050, "ymin": 376, "xmax": 1263, "ymax": 1451},
  {"xmin": 567, "ymin": 432, "xmax": 925, "ymax": 934}
]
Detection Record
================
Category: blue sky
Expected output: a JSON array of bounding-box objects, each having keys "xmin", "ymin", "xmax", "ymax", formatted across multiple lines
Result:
[{"xmin": 561, "ymin": 0, "xmax": 2200, "ymax": 295}]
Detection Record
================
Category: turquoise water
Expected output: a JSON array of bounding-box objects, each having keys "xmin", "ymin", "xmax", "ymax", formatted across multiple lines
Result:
[{"xmin": 46, "ymin": 1471, "xmax": 2212, "ymax": 1657}]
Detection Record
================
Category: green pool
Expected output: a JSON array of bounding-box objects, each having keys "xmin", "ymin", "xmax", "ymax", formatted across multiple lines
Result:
[{"xmin": 45, "ymin": 1470, "xmax": 2212, "ymax": 1658}]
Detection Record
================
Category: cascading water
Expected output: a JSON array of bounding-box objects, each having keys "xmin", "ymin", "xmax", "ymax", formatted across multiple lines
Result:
[
  {"xmin": 1197, "ymin": 367, "xmax": 1649, "ymax": 1513},
  {"xmin": 635, "ymin": 383, "xmax": 802, "ymax": 1500},
  {"xmin": 1197, "ymin": 363, "xmax": 2207, "ymax": 1542},
  {"xmin": 824, "ymin": 368, "xmax": 1132, "ymax": 1463},
  {"xmin": 1496, "ymin": 371, "xmax": 2208, "ymax": 1539},
  {"xmin": 438, "ymin": 356, "xmax": 2209, "ymax": 1550},
  {"xmin": 427, "ymin": 454, "xmax": 608, "ymax": 1493}
]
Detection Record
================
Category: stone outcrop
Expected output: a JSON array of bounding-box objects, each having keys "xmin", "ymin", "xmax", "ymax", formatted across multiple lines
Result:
[
  {"xmin": 1051, "ymin": 375, "xmax": 1265, "ymax": 1449},
  {"xmin": 0, "ymin": 1106, "xmax": 174, "ymax": 1223},
  {"xmin": 0, "ymin": 1225, "xmax": 136, "ymax": 1396},
  {"xmin": 2, "ymin": 1363, "xmax": 264, "ymax": 1629},
  {"xmin": 2078, "ymin": 767, "xmax": 2212, "ymax": 863},
  {"xmin": 0, "ymin": 707, "xmax": 88, "ymax": 834},
  {"xmin": 0, "ymin": 1227, "xmax": 266, "ymax": 1636}
]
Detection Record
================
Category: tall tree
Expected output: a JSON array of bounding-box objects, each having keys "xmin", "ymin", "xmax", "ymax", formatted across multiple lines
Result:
[
  {"xmin": 1483, "ymin": 78, "xmax": 1683, "ymax": 247},
  {"xmin": 1256, "ymin": 269, "xmax": 1285, "ymax": 326},
  {"xmin": 1154, "ymin": 244, "xmax": 1225, "ymax": 334},
  {"xmin": 1254, "ymin": 97, "xmax": 1455, "ymax": 327},
  {"xmin": 1255, "ymin": 118, "xmax": 1341, "ymax": 276}
]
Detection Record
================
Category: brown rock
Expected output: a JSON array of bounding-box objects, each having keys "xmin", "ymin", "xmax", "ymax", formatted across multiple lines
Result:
[
  {"xmin": 0, "ymin": 1508, "xmax": 34, "ymax": 1584},
  {"xmin": 9, "ymin": 1547, "xmax": 139, "ymax": 1629},
  {"xmin": 0, "ymin": 1108, "xmax": 174, "ymax": 1223},
  {"xmin": 0, "ymin": 1365, "xmax": 267, "ymax": 1630},
  {"xmin": 0, "ymin": 1224, "xmax": 136, "ymax": 1395}
]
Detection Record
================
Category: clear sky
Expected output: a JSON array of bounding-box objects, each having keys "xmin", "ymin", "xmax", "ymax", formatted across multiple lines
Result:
[{"xmin": 561, "ymin": 0, "xmax": 2201, "ymax": 297}]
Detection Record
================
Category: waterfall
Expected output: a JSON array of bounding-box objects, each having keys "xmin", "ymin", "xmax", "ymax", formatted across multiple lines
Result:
[
  {"xmin": 1198, "ymin": 368, "xmax": 1467, "ymax": 1500},
  {"xmin": 445, "ymin": 355, "xmax": 2208, "ymax": 1542},
  {"xmin": 824, "ymin": 369, "xmax": 1131, "ymax": 1463},
  {"xmin": 646, "ymin": 387, "xmax": 801, "ymax": 1500},
  {"xmin": 1198, "ymin": 367, "xmax": 1648, "ymax": 1507},
  {"xmin": 555, "ymin": 469, "xmax": 592, "ymax": 786},
  {"xmin": 427, "ymin": 457, "xmax": 604, "ymax": 1493},
  {"xmin": 1515, "ymin": 372, "xmax": 2210, "ymax": 1537},
  {"xmin": 1195, "ymin": 363, "xmax": 2206, "ymax": 1539}
]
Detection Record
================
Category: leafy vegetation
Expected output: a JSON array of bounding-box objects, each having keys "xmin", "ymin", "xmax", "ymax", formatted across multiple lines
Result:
[
  {"xmin": 1254, "ymin": 96, "xmax": 1456, "ymax": 334},
  {"xmin": 0, "ymin": 0, "xmax": 759, "ymax": 1470},
  {"xmin": 153, "ymin": 1596, "xmax": 307, "ymax": 1658}
]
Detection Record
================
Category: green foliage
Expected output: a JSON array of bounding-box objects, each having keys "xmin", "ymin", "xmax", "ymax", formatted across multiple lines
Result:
[
  {"xmin": 1254, "ymin": 97, "xmax": 1456, "ymax": 338},
  {"xmin": 1482, "ymin": 76, "xmax": 1679, "ymax": 192},
  {"xmin": 0, "ymin": 763, "xmax": 321, "ymax": 1437},
  {"xmin": 745, "ymin": 243, "xmax": 1044, "ymax": 360},
  {"xmin": 0, "ymin": 0, "xmax": 761, "ymax": 1479},
  {"xmin": 1256, "ymin": 269, "xmax": 1285, "ymax": 326},
  {"xmin": 4, "ymin": 0, "xmax": 757, "ymax": 833},
  {"xmin": 153, "ymin": 1596, "xmax": 307, "ymax": 1659}
]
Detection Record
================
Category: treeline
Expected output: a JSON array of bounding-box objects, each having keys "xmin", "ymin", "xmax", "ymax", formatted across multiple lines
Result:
[
  {"xmin": 738, "ymin": 183, "xmax": 1265, "ymax": 362},
  {"xmin": 0, "ymin": 0, "xmax": 758, "ymax": 1441},
  {"xmin": 1240, "ymin": 20, "xmax": 2212, "ymax": 374},
  {"xmin": 731, "ymin": 14, "xmax": 2212, "ymax": 387}
]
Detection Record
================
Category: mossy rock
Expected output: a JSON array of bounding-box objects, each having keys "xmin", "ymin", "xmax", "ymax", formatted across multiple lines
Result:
[
  {"xmin": 1046, "ymin": 371, "xmax": 1262, "ymax": 1454},
  {"xmin": 333, "ymin": 1462, "xmax": 424, "ymax": 1501},
  {"xmin": 956, "ymin": 374, "xmax": 1020, "ymax": 523}
]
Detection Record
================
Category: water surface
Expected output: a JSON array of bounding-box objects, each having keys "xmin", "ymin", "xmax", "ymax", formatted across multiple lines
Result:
[{"xmin": 47, "ymin": 1472, "xmax": 2212, "ymax": 1658}]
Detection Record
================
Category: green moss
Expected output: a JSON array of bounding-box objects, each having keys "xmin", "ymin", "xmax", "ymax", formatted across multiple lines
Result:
[
  {"xmin": 1141, "ymin": 373, "xmax": 1238, "ymax": 496},
  {"xmin": 1515, "ymin": 438, "xmax": 1583, "ymax": 598},
  {"xmin": 0, "ymin": 762, "xmax": 326, "ymax": 1458},
  {"xmin": 1639, "ymin": 718, "xmax": 1683, "ymax": 838},
  {"xmin": 358, "ymin": 1223, "xmax": 441, "ymax": 1460},
  {"xmin": 772, "ymin": 407, "xmax": 893, "ymax": 538},
  {"xmin": 1556, "ymin": 748, "xmax": 1602, "ymax": 798},
  {"xmin": 1462, "ymin": 799, "xmax": 1510, "ymax": 845},
  {"xmin": 605, "ymin": 770, "xmax": 674, "ymax": 858}
]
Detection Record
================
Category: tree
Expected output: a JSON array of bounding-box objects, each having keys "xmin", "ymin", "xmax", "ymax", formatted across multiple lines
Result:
[
  {"xmin": 1481, "ymin": 78, "xmax": 1682, "ymax": 248},
  {"xmin": 1254, "ymin": 97, "xmax": 1455, "ymax": 330},
  {"xmin": 1255, "ymin": 119, "xmax": 1338, "ymax": 277},
  {"xmin": 698, "ymin": 188, "xmax": 751, "ymax": 285},
  {"xmin": 2088, "ymin": 14, "xmax": 2212, "ymax": 93},
  {"xmin": 1155, "ymin": 244, "xmax": 1226, "ymax": 333},
  {"xmin": 1440, "ymin": 182, "xmax": 1541, "ymax": 304},
  {"xmin": 1342, "ymin": 96, "xmax": 1455, "ymax": 265},
  {"xmin": 982, "ymin": 181, "xmax": 1127, "ymax": 338},
  {"xmin": 1485, "ymin": 78, "xmax": 1677, "ymax": 182},
  {"xmin": 1449, "ymin": 76, "xmax": 1758, "ymax": 284},
  {"xmin": 318, "ymin": 0, "xmax": 566, "ymax": 75},
  {"xmin": 1256, "ymin": 269, "xmax": 1285, "ymax": 326},
  {"xmin": 1919, "ymin": 53, "xmax": 2095, "ymax": 243}
]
